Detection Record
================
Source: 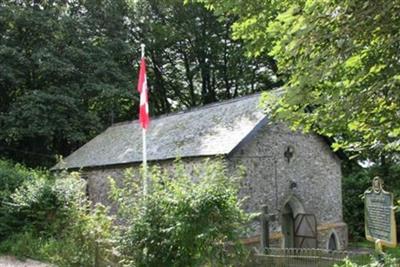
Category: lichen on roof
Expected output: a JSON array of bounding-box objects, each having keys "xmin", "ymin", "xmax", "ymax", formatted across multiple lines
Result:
[{"xmin": 53, "ymin": 93, "xmax": 267, "ymax": 170}]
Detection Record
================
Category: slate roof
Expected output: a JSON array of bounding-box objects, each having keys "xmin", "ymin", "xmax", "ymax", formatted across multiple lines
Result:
[{"xmin": 53, "ymin": 92, "xmax": 269, "ymax": 170}]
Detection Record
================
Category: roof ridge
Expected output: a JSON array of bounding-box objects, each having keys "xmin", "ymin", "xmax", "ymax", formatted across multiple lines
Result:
[{"xmin": 110, "ymin": 91, "xmax": 263, "ymax": 128}]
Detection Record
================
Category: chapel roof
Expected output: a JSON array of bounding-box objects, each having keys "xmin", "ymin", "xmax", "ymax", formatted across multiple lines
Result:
[{"xmin": 52, "ymin": 91, "xmax": 276, "ymax": 170}]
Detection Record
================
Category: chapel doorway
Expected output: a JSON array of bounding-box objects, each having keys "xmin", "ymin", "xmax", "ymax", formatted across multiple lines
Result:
[{"xmin": 281, "ymin": 196, "xmax": 317, "ymax": 248}]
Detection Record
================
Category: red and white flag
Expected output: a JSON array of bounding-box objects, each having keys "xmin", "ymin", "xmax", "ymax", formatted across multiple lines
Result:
[{"xmin": 137, "ymin": 57, "xmax": 149, "ymax": 129}]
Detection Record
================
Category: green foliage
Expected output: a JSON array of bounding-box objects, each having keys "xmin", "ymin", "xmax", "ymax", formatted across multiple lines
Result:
[
  {"xmin": 342, "ymin": 169, "xmax": 371, "ymax": 241},
  {"xmin": 0, "ymin": 231, "xmax": 51, "ymax": 260},
  {"xmin": 0, "ymin": 160, "xmax": 34, "ymax": 201},
  {"xmin": 0, "ymin": 160, "xmax": 115, "ymax": 266},
  {"xmin": 0, "ymin": 204, "xmax": 115, "ymax": 267},
  {"xmin": 334, "ymin": 258, "xmax": 362, "ymax": 267},
  {"xmin": 37, "ymin": 201, "xmax": 115, "ymax": 267},
  {"xmin": 334, "ymin": 254, "xmax": 397, "ymax": 267},
  {"xmin": 0, "ymin": 159, "xmax": 47, "ymax": 238},
  {"xmin": 133, "ymin": 0, "xmax": 279, "ymax": 107},
  {"xmin": 196, "ymin": 0, "xmax": 400, "ymax": 157},
  {"xmin": 0, "ymin": 0, "xmax": 134, "ymax": 166},
  {"xmin": 262, "ymin": 0, "xmax": 400, "ymax": 157},
  {"xmin": 1, "ymin": 0, "xmax": 278, "ymax": 167},
  {"xmin": 109, "ymin": 159, "xmax": 250, "ymax": 267}
]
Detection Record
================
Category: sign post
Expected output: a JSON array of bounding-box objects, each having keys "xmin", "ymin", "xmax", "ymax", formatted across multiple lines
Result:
[{"xmin": 364, "ymin": 176, "xmax": 397, "ymax": 253}]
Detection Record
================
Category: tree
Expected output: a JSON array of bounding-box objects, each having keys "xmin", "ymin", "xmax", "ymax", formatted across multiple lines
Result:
[
  {"xmin": 0, "ymin": 0, "xmax": 279, "ymax": 167},
  {"xmin": 128, "ymin": 0, "xmax": 280, "ymax": 112},
  {"xmin": 195, "ymin": 0, "xmax": 400, "ymax": 158},
  {"xmin": 0, "ymin": 0, "xmax": 134, "ymax": 166}
]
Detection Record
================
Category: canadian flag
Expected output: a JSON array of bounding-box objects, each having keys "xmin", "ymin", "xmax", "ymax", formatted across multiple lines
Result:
[{"xmin": 137, "ymin": 58, "xmax": 149, "ymax": 129}]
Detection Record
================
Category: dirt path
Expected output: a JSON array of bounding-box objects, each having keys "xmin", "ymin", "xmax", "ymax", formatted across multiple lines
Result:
[{"xmin": 0, "ymin": 256, "xmax": 52, "ymax": 267}]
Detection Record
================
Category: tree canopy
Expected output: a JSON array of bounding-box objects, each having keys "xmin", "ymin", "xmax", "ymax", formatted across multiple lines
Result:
[
  {"xmin": 0, "ymin": 0, "xmax": 279, "ymax": 167},
  {"xmin": 0, "ymin": 0, "xmax": 134, "ymax": 165},
  {"xmin": 196, "ymin": 0, "xmax": 400, "ymax": 158}
]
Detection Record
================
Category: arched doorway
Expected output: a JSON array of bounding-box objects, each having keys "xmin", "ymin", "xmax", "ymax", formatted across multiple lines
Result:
[{"xmin": 281, "ymin": 195, "xmax": 318, "ymax": 248}]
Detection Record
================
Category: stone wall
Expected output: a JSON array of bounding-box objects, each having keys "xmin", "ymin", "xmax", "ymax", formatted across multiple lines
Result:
[{"xmin": 83, "ymin": 157, "xmax": 210, "ymax": 213}]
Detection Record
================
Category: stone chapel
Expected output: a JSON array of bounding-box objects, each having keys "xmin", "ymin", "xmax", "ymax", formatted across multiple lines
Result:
[{"xmin": 53, "ymin": 92, "xmax": 348, "ymax": 250}]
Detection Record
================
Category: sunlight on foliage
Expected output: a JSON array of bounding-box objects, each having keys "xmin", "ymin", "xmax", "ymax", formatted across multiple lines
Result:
[
  {"xmin": 109, "ymin": 159, "xmax": 252, "ymax": 267},
  {"xmin": 195, "ymin": 0, "xmax": 400, "ymax": 158}
]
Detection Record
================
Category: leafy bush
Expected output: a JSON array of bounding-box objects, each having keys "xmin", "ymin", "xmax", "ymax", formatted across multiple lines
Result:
[
  {"xmin": 0, "ymin": 159, "xmax": 47, "ymax": 238},
  {"xmin": 0, "ymin": 204, "xmax": 115, "ymax": 266},
  {"xmin": 6, "ymin": 175, "xmax": 67, "ymax": 236},
  {"xmin": 0, "ymin": 160, "xmax": 115, "ymax": 267},
  {"xmin": 334, "ymin": 254, "xmax": 397, "ymax": 267},
  {"xmin": 0, "ymin": 230, "xmax": 60, "ymax": 261},
  {"xmin": 110, "ymin": 159, "xmax": 250, "ymax": 267},
  {"xmin": 342, "ymin": 169, "xmax": 371, "ymax": 241},
  {"xmin": 0, "ymin": 160, "xmax": 34, "ymax": 201}
]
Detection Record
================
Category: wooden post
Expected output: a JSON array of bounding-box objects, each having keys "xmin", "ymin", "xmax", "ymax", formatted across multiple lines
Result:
[{"xmin": 260, "ymin": 205, "xmax": 269, "ymax": 253}]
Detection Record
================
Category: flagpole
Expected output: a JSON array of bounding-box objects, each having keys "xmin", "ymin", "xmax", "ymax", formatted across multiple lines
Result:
[
  {"xmin": 141, "ymin": 43, "xmax": 148, "ymax": 196},
  {"xmin": 143, "ymin": 127, "xmax": 147, "ymax": 196}
]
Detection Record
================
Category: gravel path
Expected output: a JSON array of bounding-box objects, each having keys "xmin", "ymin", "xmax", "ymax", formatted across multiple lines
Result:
[{"xmin": 0, "ymin": 256, "xmax": 52, "ymax": 267}]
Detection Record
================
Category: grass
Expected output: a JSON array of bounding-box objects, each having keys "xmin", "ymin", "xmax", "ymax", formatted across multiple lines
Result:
[{"xmin": 349, "ymin": 240, "xmax": 400, "ymax": 258}]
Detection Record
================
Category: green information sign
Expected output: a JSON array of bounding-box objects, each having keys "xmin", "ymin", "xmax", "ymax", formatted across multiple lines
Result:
[{"xmin": 364, "ymin": 177, "xmax": 397, "ymax": 248}]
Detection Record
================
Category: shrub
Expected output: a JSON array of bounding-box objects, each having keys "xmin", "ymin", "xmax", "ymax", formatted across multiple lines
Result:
[
  {"xmin": 0, "ymin": 159, "xmax": 47, "ymax": 238},
  {"xmin": 0, "ymin": 204, "xmax": 115, "ymax": 267},
  {"xmin": 109, "ymin": 159, "xmax": 251, "ymax": 267},
  {"xmin": 0, "ymin": 160, "xmax": 33, "ymax": 201},
  {"xmin": 0, "ymin": 164, "xmax": 115, "ymax": 267},
  {"xmin": 334, "ymin": 254, "xmax": 397, "ymax": 267},
  {"xmin": 342, "ymin": 169, "xmax": 371, "ymax": 241}
]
